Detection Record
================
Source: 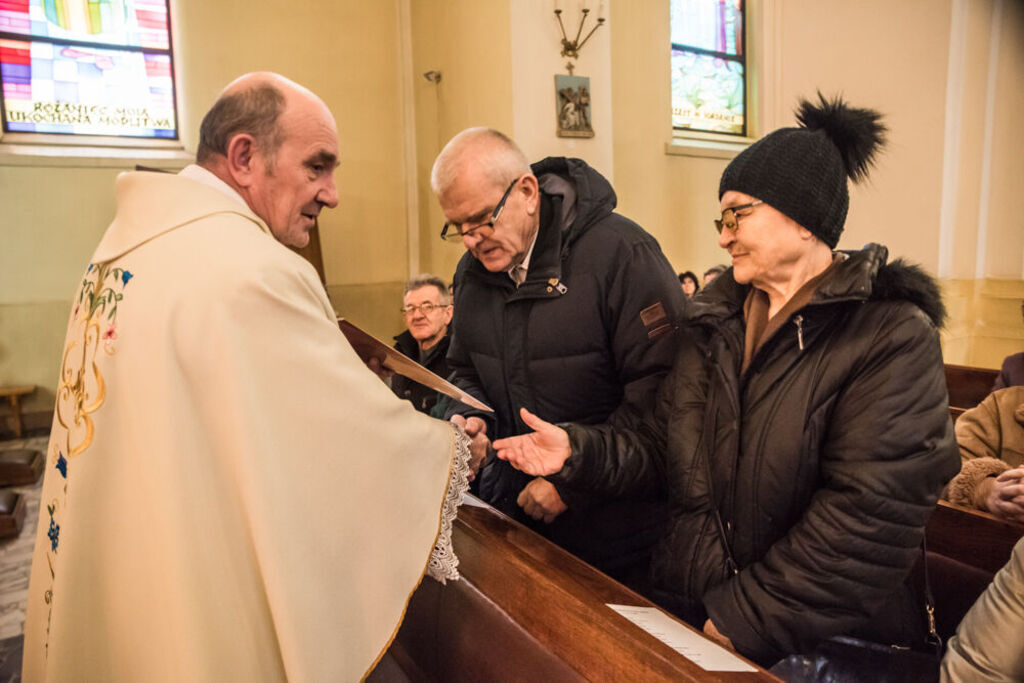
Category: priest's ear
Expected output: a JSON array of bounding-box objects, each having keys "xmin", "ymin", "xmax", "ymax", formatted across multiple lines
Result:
[{"xmin": 224, "ymin": 133, "xmax": 262, "ymax": 188}]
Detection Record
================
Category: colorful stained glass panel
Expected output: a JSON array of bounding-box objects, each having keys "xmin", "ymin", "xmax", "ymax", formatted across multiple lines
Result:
[
  {"xmin": 671, "ymin": 48, "xmax": 744, "ymax": 135},
  {"xmin": 2, "ymin": 38, "xmax": 175, "ymax": 136},
  {"xmin": 0, "ymin": 0, "xmax": 175, "ymax": 138},
  {"xmin": 670, "ymin": 0, "xmax": 743, "ymax": 57},
  {"xmin": 0, "ymin": 0, "xmax": 169, "ymax": 49}
]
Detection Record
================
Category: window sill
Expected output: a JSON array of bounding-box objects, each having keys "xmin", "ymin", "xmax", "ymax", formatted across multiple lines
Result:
[
  {"xmin": 664, "ymin": 133, "xmax": 755, "ymax": 160},
  {"xmin": 0, "ymin": 135, "xmax": 191, "ymax": 170}
]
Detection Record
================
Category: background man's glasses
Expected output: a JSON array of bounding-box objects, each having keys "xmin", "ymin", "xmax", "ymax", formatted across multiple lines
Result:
[
  {"xmin": 401, "ymin": 302, "xmax": 450, "ymax": 316},
  {"xmin": 714, "ymin": 200, "xmax": 763, "ymax": 234},
  {"xmin": 440, "ymin": 177, "xmax": 520, "ymax": 242}
]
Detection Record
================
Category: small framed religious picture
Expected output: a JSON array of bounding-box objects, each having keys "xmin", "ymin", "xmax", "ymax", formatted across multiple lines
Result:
[{"xmin": 555, "ymin": 74, "xmax": 594, "ymax": 138}]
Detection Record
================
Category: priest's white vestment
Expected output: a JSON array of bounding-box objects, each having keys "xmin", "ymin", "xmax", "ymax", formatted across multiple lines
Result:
[{"xmin": 22, "ymin": 168, "xmax": 469, "ymax": 682}]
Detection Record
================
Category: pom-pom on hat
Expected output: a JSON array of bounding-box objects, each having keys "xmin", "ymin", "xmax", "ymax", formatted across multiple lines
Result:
[{"xmin": 718, "ymin": 92, "xmax": 887, "ymax": 248}]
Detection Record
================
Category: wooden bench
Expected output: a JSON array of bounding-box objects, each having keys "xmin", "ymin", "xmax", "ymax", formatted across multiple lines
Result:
[
  {"xmin": 376, "ymin": 498, "xmax": 778, "ymax": 682},
  {"xmin": 921, "ymin": 500, "xmax": 1024, "ymax": 641},
  {"xmin": 927, "ymin": 500, "xmax": 1023, "ymax": 574},
  {"xmin": 945, "ymin": 364, "xmax": 999, "ymax": 412},
  {"xmin": 0, "ymin": 385, "xmax": 34, "ymax": 438}
]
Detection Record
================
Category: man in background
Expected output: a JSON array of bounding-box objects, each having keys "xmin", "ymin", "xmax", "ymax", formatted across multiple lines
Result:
[
  {"xmin": 23, "ymin": 72, "xmax": 468, "ymax": 682},
  {"xmin": 431, "ymin": 127, "xmax": 683, "ymax": 591},
  {"xmin": 393, "ymin": 274, "xmax": 453, "ymax": 415}
]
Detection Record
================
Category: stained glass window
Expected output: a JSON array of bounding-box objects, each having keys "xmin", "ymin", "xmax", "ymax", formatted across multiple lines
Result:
[
  {"xmin": 671, "ymin": 0, "xmax": 746, "ymax": 136},
  {"xmin": 0, "ymin": 0, "xmax": 177, "ymax": 139}
]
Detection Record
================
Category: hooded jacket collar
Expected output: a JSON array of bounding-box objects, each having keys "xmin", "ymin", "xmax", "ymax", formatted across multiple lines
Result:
[
  {"xmin": 461, "ymin": 156, "xmax": 619, "ymax": 301},
  {"xmin": 531, "ymin": 156, "xmax": 617, "ymax": 253},
  {"xmin": 91, "ymin": 170, "xmax": 270, "ymax": 264}
]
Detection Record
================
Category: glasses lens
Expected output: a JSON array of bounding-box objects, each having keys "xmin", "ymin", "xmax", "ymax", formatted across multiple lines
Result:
[
  {"xmin": 403, "ymin": 303, "xmax": 441, "ymax": 316},
  {"xmin": 443, "ymin": 222, "xmax": 492, "ymax": 242},
  {"xmin": 717, "ymin": 209, "xmax": 737, "ymax": 234}
]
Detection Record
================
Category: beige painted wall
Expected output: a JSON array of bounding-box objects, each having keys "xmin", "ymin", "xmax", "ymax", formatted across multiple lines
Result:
[{"xmin": 409, "ymin": 0, "xmax": 515, "ymax": 287}]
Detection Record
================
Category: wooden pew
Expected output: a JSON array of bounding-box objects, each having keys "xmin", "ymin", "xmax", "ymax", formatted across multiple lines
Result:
[
  {"xmin": 927, "ymin": 500, "xmax": 1023, "ymax": 574},
  {"xmin": 922, "ymin": 500, "xmax": 1024, "ymax": 641},
  {"xmin": 944, "ymin": 363, "xmax": 999, "ymax": 411},
  {"xmin": 375, "ymin": 498, "xmax": 778, "ymax": 682}
]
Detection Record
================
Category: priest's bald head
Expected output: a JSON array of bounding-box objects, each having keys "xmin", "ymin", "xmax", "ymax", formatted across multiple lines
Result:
[{"xmin": 196, "ymin": 72, "xmax": 339, "ymax": 248}]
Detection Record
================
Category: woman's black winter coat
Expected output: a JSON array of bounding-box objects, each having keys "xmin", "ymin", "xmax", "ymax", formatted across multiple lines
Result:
[{"xmin": 554, "ymin": 244, "xmax": 960, "ymax": 664}]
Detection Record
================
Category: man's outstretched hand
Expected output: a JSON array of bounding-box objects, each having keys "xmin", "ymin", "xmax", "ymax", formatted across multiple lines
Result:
[{"xmin": 493, "ymin": 407, "xmax": 572, "ymax": 476}]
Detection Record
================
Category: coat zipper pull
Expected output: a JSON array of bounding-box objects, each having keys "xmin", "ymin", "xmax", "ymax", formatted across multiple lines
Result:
[{"xmin": 794, "ymin": 314, "xmax": 805, "ymax": 351}]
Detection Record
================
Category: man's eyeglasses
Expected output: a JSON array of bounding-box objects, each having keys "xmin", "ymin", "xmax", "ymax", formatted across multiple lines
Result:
[
  {"xmin": 400, "ymin": 302, "xmax": 450, "ymax": 316},
  {"xmin": 440, "ymin": 177, "xmax": 520, "ymax": 242},
  {"xmin": 714, "ymin": 200, "xmax": 763, "ymax": 234}
]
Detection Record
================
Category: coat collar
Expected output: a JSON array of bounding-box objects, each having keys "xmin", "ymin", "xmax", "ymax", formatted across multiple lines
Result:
[{"xmin": 687, "ymin": 243, "xmax": 892, "ymax": 326}]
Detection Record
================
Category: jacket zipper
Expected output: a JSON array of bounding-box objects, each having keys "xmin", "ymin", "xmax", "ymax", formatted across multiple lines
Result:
[
  {"xmin": 794, "ymin": 314, "xmax": 805, "ymax": 351},
  {"xmin": 710, "ymin": 320, "xmax": 744, "ymax": 568}
]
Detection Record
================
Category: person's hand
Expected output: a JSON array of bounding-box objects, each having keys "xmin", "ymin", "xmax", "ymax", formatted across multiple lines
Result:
[
  {"xmin": 984, "ymin": 467, "xmax": 1024, "ymax": 523},
  {"xmin": 702, "ymin": 619, "xmax": 734, "ymax": 651},
  {"xmin": 451, "ymin": 415, "xmax": 490, "ymax": 481},
  {"xmin": 365, "ymin": 355, "xmax": 394, "ymax": 381},
  {"xmin": 493, "ymin": 408, "xmax": 571, "ymax": 476},
  {"xmin": 516, "ymin": 477, "xmax": 567, "ymax": 523}
]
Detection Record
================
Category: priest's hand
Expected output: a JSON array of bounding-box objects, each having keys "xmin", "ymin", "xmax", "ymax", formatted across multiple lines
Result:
[
  {"xmin": 365, "ymin": 355, "xmax": 394, "ymax": 381},
  {"xmin": 517, "ymin": 478, "xmax": 567, "ymax": 523},
  {"xmin": 450, "ymin": 415, "xmax": 490, "ymax": 480},
  {"xmin": 493, "ymin": 408, "xmax": 571, "ymax": 476}
]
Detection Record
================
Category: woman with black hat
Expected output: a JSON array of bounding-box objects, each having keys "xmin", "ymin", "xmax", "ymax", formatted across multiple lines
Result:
[{"xmin": 492, "ymin": 93, "xmax": 960, "ymax": 667}]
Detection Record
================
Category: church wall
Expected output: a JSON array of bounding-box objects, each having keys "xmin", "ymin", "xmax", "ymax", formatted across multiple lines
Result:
[
  {"xmin": 408, "ymin": 0, "xmax": 515, "ymax": 291},
  {"xmin": 608, "ymin": 0, "xmax": 1022, "ymax": 368}
]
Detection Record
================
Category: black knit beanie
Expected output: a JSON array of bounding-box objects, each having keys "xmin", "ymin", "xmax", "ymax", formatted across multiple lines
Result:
[{"xmin": 718, "ymin": 93, "xmax": 887, "ymax": 248}]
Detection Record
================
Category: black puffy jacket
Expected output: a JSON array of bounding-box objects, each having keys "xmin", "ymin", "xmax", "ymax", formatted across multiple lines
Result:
[
  {"xmin": 560, "ymin": 244, "xmax": 960, "ymax": 664},
  {"xmin": 446, "ymin": 156, "xmax": 684, "ymax": 582}
]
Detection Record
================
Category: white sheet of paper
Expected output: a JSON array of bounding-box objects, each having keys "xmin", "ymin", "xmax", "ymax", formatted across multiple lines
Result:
[
  {"xmin": 606, "ymin": 604, "xmax": 757, "ymax": 672},
  {"xmin": 461, "ymin": 493, "xmax": 490, "ymax": 508}
]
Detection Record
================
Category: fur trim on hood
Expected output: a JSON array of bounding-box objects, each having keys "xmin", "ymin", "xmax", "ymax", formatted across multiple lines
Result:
[{"xmin": 871, "ymin": 258, "xmax": 947, "ymax": 328}]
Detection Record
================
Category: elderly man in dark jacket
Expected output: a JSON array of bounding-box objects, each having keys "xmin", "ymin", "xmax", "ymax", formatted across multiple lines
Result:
[
  {"xmin": 494, "ymin": 95, "xmax": 960, "ymax": 666},
  {"xmin": 431, "ymin": 127, "xmax": 684, "ymax": 589},
  {"xmin": 392, "ymin": 273, "xmax": 453, "ymax": 416}
]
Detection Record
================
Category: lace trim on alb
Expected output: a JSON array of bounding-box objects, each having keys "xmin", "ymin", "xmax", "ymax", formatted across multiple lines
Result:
[{"xmin": 426, "ymin": 425, "xmax": 471, "ymax": 584}]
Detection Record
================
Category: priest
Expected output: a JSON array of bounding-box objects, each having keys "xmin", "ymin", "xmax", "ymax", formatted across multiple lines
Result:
[{"xmin": 22, "ymin": 72, "xmax": 470, "ymax": 682}]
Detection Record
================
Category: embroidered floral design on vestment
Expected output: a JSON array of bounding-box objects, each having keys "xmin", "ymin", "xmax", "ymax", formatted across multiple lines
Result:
[
  {"xmin": 44, "ymin": 261, "xmax": 133, "ymax": 658},
  {"xmin": 46, "ymin": 504, "xmax": 60, "ymax": 552},
  {"xmin": 55, "ymin": 263, "xmax": 132, "ymax": 458}
]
